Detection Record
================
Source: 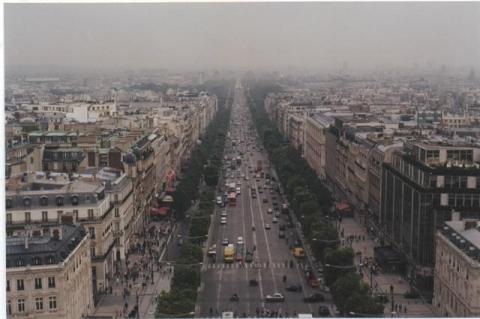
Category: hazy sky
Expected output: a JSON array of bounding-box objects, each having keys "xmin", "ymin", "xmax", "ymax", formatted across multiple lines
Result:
[{"xmin": 5, "ymin": 2, "xmax": 480, "ymax": 71}]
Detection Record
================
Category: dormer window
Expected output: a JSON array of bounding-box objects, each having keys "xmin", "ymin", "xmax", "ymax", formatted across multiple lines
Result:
[
  {"xmin": 56, "ymin": 196, "xmax": 64, "ymax": 206},
  {"xmin": 16, "ymin": 259, "xmax": 25, "ymax": 267},
  {"xmin": 23, "ymin": 197, "xmax": 31, "ymax": 207},
  {"xmin": 40, "ymin": 196, "xmax": 49, "ymax": 206},
  {"xmin": 33, "ymin": 257, "xmax": 41, "ymax": 265},
  {"xmin": 71, "ymin": 195, "xmax": 79, "ymax": 206}
]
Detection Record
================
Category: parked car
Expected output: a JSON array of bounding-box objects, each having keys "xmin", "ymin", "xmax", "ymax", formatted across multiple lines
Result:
[
  {"xmin": 278, "ymin": 231, "xmax": 285, "ymax": 239},
  {"xmin": 220, "ymin": 217, "xmax": 227, "ymax": 225},
  {"xmin": 266, "ymin": 293, "xmax": 285, "ymax": 302},
  {"xmin": 222, "ymin": 238, "xmax": 229, "ymax": 246},
  {"xmin": 265, "ymin": 224, "xmax": 271, "ymax": 230},
  {"xmin": 272, "ymin": 217, "xmax": 278, "ymax": 223},
  {"xmin": 267, "ymin": 208, "xmax": 273, "ymax": 214}
]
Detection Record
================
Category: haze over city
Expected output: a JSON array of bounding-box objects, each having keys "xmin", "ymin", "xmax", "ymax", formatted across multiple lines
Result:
[{"xmin": 5, "ymin": 2, "xmax": 480, "ymax": 72}]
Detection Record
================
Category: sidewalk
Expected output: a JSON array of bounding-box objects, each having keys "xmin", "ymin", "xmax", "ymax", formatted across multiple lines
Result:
[
  {"xmin": 339, "ymin": 218, "xmax": 434, "ymax": 317},
  {"xmin": 93, "ymin": 221, "xmax": 174, "ymax": 318}
]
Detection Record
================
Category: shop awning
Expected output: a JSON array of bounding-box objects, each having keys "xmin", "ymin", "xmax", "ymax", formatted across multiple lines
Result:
[
  {"xmin": 335, "ymin": 202, "xmax": 351, "ymax": 212},
  {"xmin": 150, "ymin": 207, "xmax": 170, "ymax": 216},
  {"xmin": 162, "ymin": 195, "xmax": 174, "ymax": 203}
]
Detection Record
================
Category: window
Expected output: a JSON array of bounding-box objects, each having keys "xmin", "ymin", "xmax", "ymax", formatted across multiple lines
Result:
[
  {"xmin": 7, "ymin": 300, "xmax": 11, "ymax": 315},
  {"xmin": 42, "ymin": 211, "xmax": 48, "ymax": 222},
  {"xmin": 48, "ymin": 296, "xmax": 57, "ymax": 309},
  {"xmin": 88, "ymin": 209, "xmax": 94, "ymax": 220},
  {"xmin": 48, "ymin": 276, "xmax": 55, "ymax": 288},
  {"xmin": 89, "ymin": 227, "xmax": 96, "ymax": 239},
  {"xmin": 23, "ymin": 197, "xmax": 31, "ymax": 207},
  {"xmin": 7, "ymin": 280, "xmax": 10, "ymax": 292},
  {"xmin": 40, "ymin": 196, "xmax": 48, "ymax": 206},
  {"xmin": 17, "ymin": 298, "xmax": 25, "ymax": 312},
  {"xmin": 35, "ymin": 297, "xmax": 43, "ymax": 311},
  {"xmin": 17, "ymin": 279, "xmax": 24, "ymax": 290},
  {"xmin": 6, "ymin": 213, "xmax": 12, "ymax": 225},
  {"xmin": 6, "ymin": 198, "xmax": 12, "ymax": 208},
  {"xmin": 91, "ymin": 247, "xmax": 96, "ymax": 257},
  {"xmin": 71, "ymin": 196, "xmax": 79, "ymax": 205},
  {"xmin": 56, "ymin": 196, "xmax": 64, "ymax": 206},
  {"xmin": 25, "ymin": 212, "xmax": 31, "ymax": 224},
  {"xmin": 114, "ymin": 194, "xmax": 119, "ymax": 203},
  {"xmin": 35, "ymin": 277, "xmax": 42, "ymax": 289},
  {"xmin": 114, "ymin": 208, "xmax": 119, "ymax": 217}
]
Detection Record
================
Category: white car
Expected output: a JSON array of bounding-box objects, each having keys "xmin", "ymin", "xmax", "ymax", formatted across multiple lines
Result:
[
  {"xmin": 221, "ymin": 210, "xmax": 227, "ymax": 217},
  {"xmin": 220, "ymin": 217, "xmax": 227, "ymax": 225},
  {"xmin": 272, "ymin": 217, "xmax": 278, "ymax": 223},
  {"xmin": 237, "ymin": 237, "xmax": 244, "ymax": 245},
  {"xmin": 236, "ymin": 187, "xmax": 241, "ymax": 195},
  {"xmin": 266, "ymin": 292, "xmax": 285, "ymax": 302}
]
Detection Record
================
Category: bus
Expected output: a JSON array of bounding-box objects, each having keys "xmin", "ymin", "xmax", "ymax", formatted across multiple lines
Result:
[
  {"xmin": 224, "ymin": 244, "xmax": 235, "ymax": 263},
  {"xmin": 228, "ymin": 192, "xmax": 237, "ymax": 207}
]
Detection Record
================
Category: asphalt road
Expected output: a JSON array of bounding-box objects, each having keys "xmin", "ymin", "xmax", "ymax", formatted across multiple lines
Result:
[{"xmin": 196, "ymin": 81, "xmax": 328, "ymax": 318}]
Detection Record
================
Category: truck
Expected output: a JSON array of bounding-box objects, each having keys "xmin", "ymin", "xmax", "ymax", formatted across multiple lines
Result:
[{"xmin": 224, "ymin": 244, "xmax": 235, "ymax": 263}]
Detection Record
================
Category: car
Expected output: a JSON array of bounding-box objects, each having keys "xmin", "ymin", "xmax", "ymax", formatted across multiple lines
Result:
[
  {"xmin": 258, "ymin": 189, "xmax": 263, "ymax": 194},
  {"xmin": 274, "ymin": 212, "xmax": 280, "ymax": 218},
  {"xmin": 318, "ymin": 306, "xmax": 330, "ymax": 317},
  {"xmin": 245, "ymin": 251, "xmax": 253, "ymax": 263},
  {"xmin": 272, "ymin": 201, "xmax": 278, "ymax": 207},
  {"xmin": 216, "ymin": 196, "xmax": 223, "ymax": 205},
  {"xmin": 264, "ymin": 185, "xmax": 269, "ymax": 189},
  {"xmin": 304, "ymin": 293, "xmax": 325, "ymax": 303},
  {"xmin": 286, "ymin": 284, "xmax": 302, "ymax": 292},
  {"xmin": 263, "ymin": 198, "xmax": 268, "ymax": 203},
  {"xmin": 236, "ymin": 187, "xmax": 241, "ymax": 195},
  {"xmin": 279, "ymin": 224, "xmax": 286, "ymax": 231},
  {"xmin": 222, "ymin": 238, "xmax": 229, "ymax": 246},
  {"xmin": 265, "ymin": 224, "xmax": 271, "ymax": 230},
  {"xmin": 267, "ymin": 208, "xmax": 273, "ymax": 214},
  {"xmin": 221, "ymin": 210, "xmax": 228, "ymax": 217},
  {"xmin": 272, "ymin": 217, "xmax": 278, "ymax": 223},
  {"xmin": 237, "ymin": 237, "xmax": 244, "ymax": 245},
  {"xmin": 266, "ymin": 293, "xmax": 285, "ymax": 302},
  {"xmin": 208, "ymin": 245, "xmax": 217, "ymax": 256},
  {"xmin": 220, "ymin": 217, "xmax": 227, "ymax": 225},
  {"xmin": 252, "ymin": 194, "xmax": 257, "ymax": 199},
  {"xmin": 278, "ymin": 231, "xmax": 285, "ymax": 239}
]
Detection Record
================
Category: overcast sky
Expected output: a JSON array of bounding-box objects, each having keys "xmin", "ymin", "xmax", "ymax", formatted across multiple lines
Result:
[{"xmin": 4, "ymin": 2, "xmax": 480, "ymax": 71}]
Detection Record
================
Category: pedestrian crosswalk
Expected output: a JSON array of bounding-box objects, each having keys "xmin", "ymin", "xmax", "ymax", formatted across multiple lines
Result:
[{"xmin": 202, "ymin": 261, "xmax": 303, "ymax": 271}]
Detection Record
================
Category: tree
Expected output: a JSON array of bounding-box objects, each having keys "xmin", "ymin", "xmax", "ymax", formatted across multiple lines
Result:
[{"xmin": 324, "ymin": 247, "xmax": 355, "ymax": 286}]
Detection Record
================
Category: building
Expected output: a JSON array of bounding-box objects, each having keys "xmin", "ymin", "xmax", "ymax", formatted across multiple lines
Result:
[
  {"xmin": 6, "ymin": 224, "xmax": 93, "ymax": 319},
  {"xmin": 304, "ymin": 114, "xmax": 333, "ymax": 180},
  {"xmin": 381, "ymin": 141, "xmax": 480, "ymax": 291},
  {"xmin": 433, "ymin": 216, "xmax": 480, "ymax": 316},
  {"xmin": 6, "ymin": 173, "xmax": 116, "ymax": 302}
]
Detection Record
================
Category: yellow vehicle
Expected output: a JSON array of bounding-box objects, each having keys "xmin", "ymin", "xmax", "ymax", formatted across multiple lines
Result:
[
  {"xmin": 224, "ymin": 244, "xmax": 236, "ymax": 263},
  {"xmin": 292, "ymin": 247, "xmax": 305, "ymax": 258}
]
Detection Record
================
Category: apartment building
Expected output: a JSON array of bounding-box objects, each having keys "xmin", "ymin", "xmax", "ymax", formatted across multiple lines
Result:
[
  {"xmin": 381, "ymin": 141, "xmax": 480, "ymax": 290},
  {"xmin": 433, "ymin": 217, "xmax": 480, "ymax": 317},
  {"xmin": 304, "ymin": 114, "xmax": 333, "ymax": 180},
  {"xmin": 6, "ymin": 173, "xmax": 116, "ymax": 301},
  {"xmin": 6, "ymin": 224, "xmax": 93, "ymax": 319}
]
